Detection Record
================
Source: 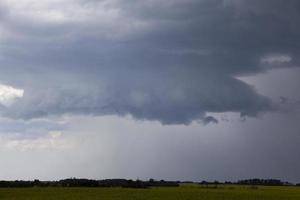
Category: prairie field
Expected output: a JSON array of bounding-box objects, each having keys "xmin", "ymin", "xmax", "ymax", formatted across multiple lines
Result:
[{"xmin": 0, "ymin": 185, "xmax": 299, "ymax": 200}]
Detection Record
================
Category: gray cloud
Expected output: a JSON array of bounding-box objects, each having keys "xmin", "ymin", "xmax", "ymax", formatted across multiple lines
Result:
[
  {"xmin": 0, "ymin": 0, "xmax": 299, "ymax": 124},
  {"xmin": 0, "ymin": 117, "xmax": 65, "ymax": 138},
  {"xmin": 202, "ymin": 116, "xmax": 219, "ymax": 125}
]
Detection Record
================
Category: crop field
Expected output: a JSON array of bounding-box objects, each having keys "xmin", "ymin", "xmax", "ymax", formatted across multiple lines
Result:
[{"xmin": 0, "ymin": 185, "xmax": 299, "ymax": 200}]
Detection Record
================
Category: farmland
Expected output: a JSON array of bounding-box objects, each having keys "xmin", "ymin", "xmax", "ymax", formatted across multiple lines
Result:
[{"xmin": 0, "ymin": 185, "xmax": 299, "ymax": 200}]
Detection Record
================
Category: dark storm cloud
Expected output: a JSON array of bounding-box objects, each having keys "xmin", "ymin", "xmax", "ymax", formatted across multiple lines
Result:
[
  {"xmin": 0, "ymin": 0, "xmax": 299, "ymax": 124},
  {"xmin": 202, "ymin": 116, "xmax": 218, "ymax": 125}
]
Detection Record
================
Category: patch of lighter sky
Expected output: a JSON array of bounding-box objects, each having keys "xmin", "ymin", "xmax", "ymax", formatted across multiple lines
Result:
[
  {"xmin": 261, "ymin": 55, "xmax": 292, "ymax": 64},
  {"xmin": 239, "ymin": 68, "xmax": 300, "ymax": 101},
  {"xmin": 0, "ymin": 0, "xmax": 151, "ymax": 40},
  {"xmin": 0, "ymin": 84, "xmax": 24, "ymax": 107}
]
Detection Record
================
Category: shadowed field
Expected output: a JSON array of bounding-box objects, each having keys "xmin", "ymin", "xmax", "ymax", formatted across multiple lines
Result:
[{"xmin": 0, "ymin": 185, "xmax": 299, "ymax": 200}]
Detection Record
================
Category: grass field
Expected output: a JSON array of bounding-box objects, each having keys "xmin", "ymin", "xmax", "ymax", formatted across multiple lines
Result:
[{"xmin": 0, "ymin": 185, "xmax": 299, "ymax": 200}]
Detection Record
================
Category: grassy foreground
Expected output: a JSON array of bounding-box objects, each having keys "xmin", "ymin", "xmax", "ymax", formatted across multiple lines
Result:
[{"xmin": 0, "ymin": 185, "xmax": 299, "ymax": 200}]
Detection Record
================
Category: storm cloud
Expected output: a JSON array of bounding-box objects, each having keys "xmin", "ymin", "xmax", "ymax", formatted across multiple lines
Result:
[{"xmin": 0, "ymin": 0, "xmax": 299, "ymax": 124}]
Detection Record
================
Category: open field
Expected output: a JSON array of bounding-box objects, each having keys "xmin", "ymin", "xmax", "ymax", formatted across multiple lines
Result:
[{"xmin": 0, "ymin": 185, "xmax": 299, "ymax": 200}]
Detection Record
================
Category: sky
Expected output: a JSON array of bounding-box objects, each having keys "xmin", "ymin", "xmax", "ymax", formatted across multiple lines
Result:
[{"xmin": 0, "ymin": 0, "xmax": 300, "ymax": 183}]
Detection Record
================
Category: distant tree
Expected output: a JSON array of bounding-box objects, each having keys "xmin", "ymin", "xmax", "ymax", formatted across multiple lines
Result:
[
  {"xmin": 33, "ymin": 179, "xmax": 40, "ymax": 186},
  {"xmin": 237, "ymin": 179, "xmax": 284, "ymax": 186},
  {"xmin": 200, "ymin": 181, "xmax": 208, "ymax": 185},
  {"xmin": 149, "ymin": 178, "xmax": 155, "ymax": 183},
  {"xmin": 213, "ymin": 181, "xmax": 219, "ymax": 185}
]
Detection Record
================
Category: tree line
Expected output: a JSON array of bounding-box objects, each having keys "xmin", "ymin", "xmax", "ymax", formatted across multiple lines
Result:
[
  {"xmin": 0, "ymin": 178, "xmax": 179, "ymax": 188},
  {"xmin": 236, "ymin": 179, "xmax": 289, "ymax": 186},
  {"xmin": 0, "ymin": 178, "xmax": 298, "ymax": 188},
  {"xmin": 199, "ymin": 179, "xmax": 294, "ymax": 186}
]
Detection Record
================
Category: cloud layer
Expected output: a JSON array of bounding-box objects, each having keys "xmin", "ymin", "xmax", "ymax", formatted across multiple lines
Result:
[{"xmin": 0, "ymin": 0, "xmax": 299, "ymax": 124}]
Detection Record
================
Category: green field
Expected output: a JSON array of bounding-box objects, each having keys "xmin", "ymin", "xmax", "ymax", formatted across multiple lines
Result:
[{"xmin": 0, "ymin": 185, "xmax": 299, "ymax": 200}]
